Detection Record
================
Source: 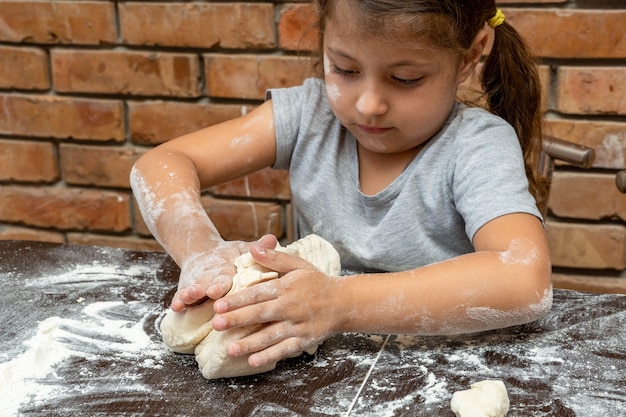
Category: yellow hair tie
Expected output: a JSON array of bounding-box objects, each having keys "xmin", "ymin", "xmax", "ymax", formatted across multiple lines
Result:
[{"xmin": 487, "ymin": 9, "xmax": 506, "ymax": 29}]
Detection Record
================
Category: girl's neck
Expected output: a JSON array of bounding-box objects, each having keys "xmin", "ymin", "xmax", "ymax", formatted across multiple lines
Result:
[{"xmin": 356, "ymin": 141, "xmax": 426, "ymax": 196}]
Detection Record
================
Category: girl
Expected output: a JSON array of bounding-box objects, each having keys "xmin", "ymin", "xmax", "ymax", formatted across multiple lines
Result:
[{"xmin": 131, "ymin": 0, "xmax": 552, "ymax": 369}]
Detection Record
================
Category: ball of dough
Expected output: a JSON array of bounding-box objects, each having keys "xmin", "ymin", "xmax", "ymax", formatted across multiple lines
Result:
[
  {"xmin": 450, "ymin": 380, "xmax": 510, "ymax": 417},
  {"xmin": 160, "ymin": 234, "xmax": 341, "ymax": 379}
]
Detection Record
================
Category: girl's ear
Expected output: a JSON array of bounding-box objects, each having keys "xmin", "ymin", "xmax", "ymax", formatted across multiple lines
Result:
[{"xmin": 457, "ymin": 29, "xmax": 489, "ymax": 83}]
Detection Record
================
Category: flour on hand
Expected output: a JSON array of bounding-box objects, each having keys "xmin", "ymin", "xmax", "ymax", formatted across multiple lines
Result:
[
  {"xmin": 450, "ymin": 380, "xmax": 510, "ymax": 417},
  {"xmin": 160, "ymin": 234, "xmax": 341, "ymax": 379}
]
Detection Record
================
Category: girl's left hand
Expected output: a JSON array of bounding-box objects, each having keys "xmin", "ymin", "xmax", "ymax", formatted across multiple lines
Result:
[{"xmin": 211, "ymin": 244, "xmax": 343, "ymax": 368}]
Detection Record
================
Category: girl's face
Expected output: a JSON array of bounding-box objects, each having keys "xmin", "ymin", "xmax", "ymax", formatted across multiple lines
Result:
[{"xmin": 323, "ymin": 13, "xmax": 474, "ymax": 156}]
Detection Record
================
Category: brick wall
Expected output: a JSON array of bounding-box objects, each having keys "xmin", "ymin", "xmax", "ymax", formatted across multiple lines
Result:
[{"xmin": 0, "ymin": 1, "xmax": 624, "ymax": 293}]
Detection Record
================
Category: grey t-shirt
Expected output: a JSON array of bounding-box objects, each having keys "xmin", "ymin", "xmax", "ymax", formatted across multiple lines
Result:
[{"xmin": 268, "ymin": 78, "xmax": 541, "ymax": 275}]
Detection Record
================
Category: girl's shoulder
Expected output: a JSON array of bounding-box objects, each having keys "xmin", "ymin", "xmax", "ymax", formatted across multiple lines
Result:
[
  {"xmin": 452, "ymin": 103, "xmax": 514, "ymax": 132},
  {"xmin": 266, "ymin": 77, "xmax": 332, "ymax": 121},
  {"xmin": 443, "ymin": 103, "xmax": 519, "ymax": 149}
]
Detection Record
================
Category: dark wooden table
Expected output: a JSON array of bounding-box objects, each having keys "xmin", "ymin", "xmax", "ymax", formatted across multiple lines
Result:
[{"xmin": 0, "ymin": 241, "xmax": 624, "ymax": 417}]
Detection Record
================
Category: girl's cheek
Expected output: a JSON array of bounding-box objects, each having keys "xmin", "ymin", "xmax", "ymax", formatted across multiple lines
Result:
[{"xmin": 325, "ymin": 82, "xmax": 341, "ymax": 105}]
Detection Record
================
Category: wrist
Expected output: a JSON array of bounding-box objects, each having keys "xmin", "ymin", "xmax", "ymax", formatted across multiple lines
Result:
[{"xmin": 327, "ymin": 275, "xmax": 361, "ymax": 334}]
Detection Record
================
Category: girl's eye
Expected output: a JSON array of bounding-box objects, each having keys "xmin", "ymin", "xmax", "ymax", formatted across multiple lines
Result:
[
  {"xmin": 330, "ymin": 65, "xmax": 357, "ymax": 77},
  {"xmin": 392, "ymin": 76, "xmax": 423, "ymax": 87}
]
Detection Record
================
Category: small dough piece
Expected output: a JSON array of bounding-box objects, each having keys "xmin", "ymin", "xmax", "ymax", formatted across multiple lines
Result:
[
  {"xmin": 160, "ymin": 234, "xmax": 341, "ymax": 379},
  {"xmin": 450, "ymin": 380, "xmax": 510, "ymax": 417}
]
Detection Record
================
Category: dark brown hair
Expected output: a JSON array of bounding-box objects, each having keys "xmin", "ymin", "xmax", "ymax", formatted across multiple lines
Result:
[{"xmin": 312, "ymin": 0, "xmax": 547, "ymax": 211}]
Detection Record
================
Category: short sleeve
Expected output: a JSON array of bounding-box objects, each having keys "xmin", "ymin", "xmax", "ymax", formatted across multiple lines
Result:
[
  {"xmin": 266, "ymin": 78, "xmax": 328, "ymax": 170},
  {"xmin": 451, "ymin": 112, "xmax": 542, "ymax": 240}
]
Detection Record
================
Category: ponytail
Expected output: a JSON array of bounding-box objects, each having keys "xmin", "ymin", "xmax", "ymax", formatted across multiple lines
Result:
[{"xmin": 481, "ymin": 20, "xmax": 548, "ymax": 212}]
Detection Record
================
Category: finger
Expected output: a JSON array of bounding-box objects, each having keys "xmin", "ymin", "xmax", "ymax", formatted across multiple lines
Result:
[
  {"xmin": 174, "ymin": 286, "xmax": 197, "ymax": 304},
  {"xmin": 206, "ymin": 279, "xmax": 231, "ymax": 299},
  {"xmin": 170, "ymin": 286, "xmax": 206, "ymax": 312},
  {"xmin": 213, "ymin": 277, "xmax": 280, "ymax": 315},
  {"xmin": 212, "ymin": 308, "xmax": 268, "ymax": 332},
  {"xmin": 235, "ymin": 234, "xmax": 279, "ymax": 254},
  {"xmin": 176, "ymin": 284, "xmax": 209, "ymax": 304},
  {"xmin": 241, "ymin": 335, "xmax": 310, "ymax": 368},
  {"xmin": 227, "ymin": 321, "xmax": 290, "ymax": 356},
  {"xmin": 247, "ymin": 342, "xmax": 295, "ymax": 368},
  {"xmin": 258, "ymin": 234, "xmax": 279, "ymax": 249},
  {"xmin": 213, "ymin": 300, "xmax": 277, "ymax": 333},
  {"xmin": 183, "ymin": 272, "xmax": 231, "ymax": 301},
  {"xmin": 249, "ymin": 246, "xmax": 315, "ymax": 275},
  {"xmin": 170, "ymin": 296, "xmax": 186, "ymax": 312},
  {"xmin": 225, "ymin": 324, "xmax": 278, "ymax": 357}
]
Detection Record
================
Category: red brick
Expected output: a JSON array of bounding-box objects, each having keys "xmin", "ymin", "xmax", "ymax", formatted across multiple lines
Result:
[
  {"xmin": 0, "ymin": 46, "xmax": 49, "ymax": 89},
  {"xmin": 552, "ymin": 272, "xmax": 626, "ymax": 295},
  {"xmin": 204, "ymin": 54, "xmax": 313, "ymax": 99},
  {"xmin": 131, "ymin": 199, "xmax": 152, "ymax": 237},
  {"xmin": 201, "ymin": 196, "xmax": 284, "ymax": 241},
  {"xmin": 67, "ymin": 233, "xmax": 165, "ymax": 253},
  {"xmin": 211, "ymin": 168, "xmax": 291, "ymax": 200},
  {"xmin": 59, "ymin": 144, "xmax": 142, "ymax": 188},
  {"xmin": 52, "ymin": 50, "xmax": 201, "ymax": 97},
  {"xmin": 0, "ymin": 139, "xmax": 58, "ymax": 182},
  {"xmin": 278, "ymin": 3, "xmax": 318, "ymax": 52},
  {"xmin": 0, "ymin": 94, "xmax": 124, "ymax": 141},
  {"xmin": 545, "ymin": 119, "xmax": 626, "ymax": 170},
  {"xmin": 0, "ymin": 1, "xmax": 116, "ymax": 44},
  {"xmin": 0, "ymin": 225, "xmax": 65, "ymax": 244},
  {"xmin": 505, "ymin": 9, "xmax": 626, "ymax": 59},
  {"xmin": 546, "ymin": 220, "xmax": 626, "ymax": 270},
  {"xmin": 0, "ymin": 186, "xmax": 131, "ymax": 232},
  {"xmin": 548, "ymin": 172, "xmax": 626, "ymax": 221},
  {"xmin": 556, "ymin": 67, "xmax": 626, "ymax": 115},
  {"xmin": 120, "ymin": 3, "xmax": 275, "ymax": 49},
  {"xmin": 128, "ymin": 101, "xmax": 251, "ymax": 146}
]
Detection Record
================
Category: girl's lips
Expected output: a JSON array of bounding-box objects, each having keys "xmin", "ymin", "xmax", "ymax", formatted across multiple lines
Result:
[{"xmin": 357, "ymin": 124, "xmax": 392, "ymax": 135}]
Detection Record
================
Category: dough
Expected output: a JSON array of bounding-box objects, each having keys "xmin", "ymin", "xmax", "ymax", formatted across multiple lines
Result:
[
  {"xmin": 450, "ymin": 380, "xmax": 510, "ymax": 417},
  {"xmin": 160, "ymin": 234, "xmax": 341, "ymax": 379},
  {"xmin": 160, "ymin": 300, "xmax": 215, "ymax": 354}
]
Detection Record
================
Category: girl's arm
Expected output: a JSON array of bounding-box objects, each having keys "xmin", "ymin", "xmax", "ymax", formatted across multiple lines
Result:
[
  {"xmin": 331, "ymin": 213, "xmax": 552, "ymax": 334},
  {"xmin": 212, "ymin": 212, "xmax": 552, "ymax": 367},
  {"xmin": 130, "ymin": 101, "xmax": 278, "ymax": 311}
]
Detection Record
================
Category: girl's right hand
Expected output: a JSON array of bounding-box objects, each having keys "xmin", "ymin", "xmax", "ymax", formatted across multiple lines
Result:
[{"xmin": 170, "ymin": 235, "xmax": 279, "ymax": 312}]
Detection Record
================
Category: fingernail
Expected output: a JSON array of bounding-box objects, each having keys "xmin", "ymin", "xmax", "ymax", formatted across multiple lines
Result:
[
  {"xmin": 248, "ymin": 354, "xmax": 263, "ymax": 367},
  {"xmin": 214, "ymin": 300, "xmax": 226, "ymax": 313},
  {"xmin": 212, "ymin": 315, "xmax": 226, "ymax": 329},
  {"xmin": 228, "ymin": 343, "xmax": 242, "ymax": 356}
]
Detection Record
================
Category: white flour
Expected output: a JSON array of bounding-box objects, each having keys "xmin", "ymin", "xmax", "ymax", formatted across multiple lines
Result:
[
  {"xmin": 26, "ymin": 262, "xmax": 155, "ymax": 288},
  {"xmin": 0, "ymin": 300, "xmax": 166, "ymax": 417},
  {"xmin": 0, "ymin": 317, "xmax": 73, "ymax": 417}
]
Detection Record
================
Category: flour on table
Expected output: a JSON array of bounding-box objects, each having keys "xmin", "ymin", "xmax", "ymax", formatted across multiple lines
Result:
[
  {"xmin": 450, "ymin": 380, "xmax": 509, "ymax": 417},
  {"xmin": 0, "ymin": 300, "xmax": 164, "ymax": 417},
  {"xmin": 160, "ymin": 234, "xmax": 341, "ymax": 379}
]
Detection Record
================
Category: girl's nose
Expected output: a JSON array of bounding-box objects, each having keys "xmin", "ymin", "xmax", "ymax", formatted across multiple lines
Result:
[{"xmin": 355, "ymin": 84, "xmax": 388, "ymax": 117}]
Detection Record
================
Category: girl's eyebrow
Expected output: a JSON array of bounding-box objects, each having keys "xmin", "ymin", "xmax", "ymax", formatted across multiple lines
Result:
[
  {"xmin": 326, "ymin": 45, "xmax": 353, "ymax": 60},
  {"xmin": 326, "ymin": 45, "xmax": 433, "ymax": 69}
]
